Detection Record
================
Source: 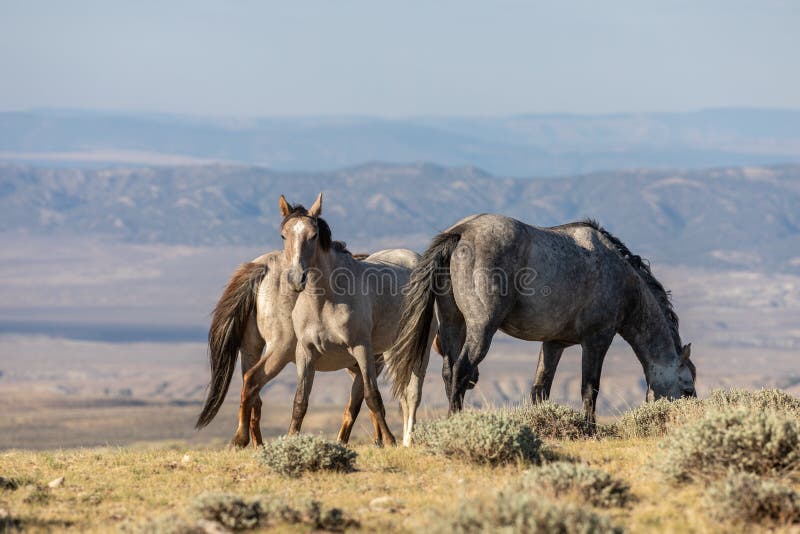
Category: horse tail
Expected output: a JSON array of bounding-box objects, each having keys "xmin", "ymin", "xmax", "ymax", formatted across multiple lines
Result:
[
  {"xmin": 196, "ymin": 261, "xmax": 267, "ymax": 429},
  {"xmin": 388, "ymin": 232, "xmax": 461, "ymax": 399}
]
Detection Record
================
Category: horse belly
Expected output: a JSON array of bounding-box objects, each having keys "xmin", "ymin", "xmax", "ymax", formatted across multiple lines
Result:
[
  {"xmin": 314, "ymin": 350, "xmax": 356, "ymax": 371},
  {"xmin": 500, "ymin": 292, "xmax": 582, "ymax": 342}
]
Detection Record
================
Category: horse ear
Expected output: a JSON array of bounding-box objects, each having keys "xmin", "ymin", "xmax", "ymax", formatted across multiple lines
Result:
[
  {"xmin": 308, "ymin": 192, "xmax": 323, "ymax": 217},
  {"xmin": 680, "ymin": 343, "xmax": 692, "ymax": 364},
  {"xmin": 279, "ymin": 195, "xmax": 291, "ymax": 217}
]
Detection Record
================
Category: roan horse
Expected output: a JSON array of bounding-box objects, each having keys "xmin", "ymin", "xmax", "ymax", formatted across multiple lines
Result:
[
  {"xmin": 280, "ymin": 193, "xmax": 434, "ymax": 446},
  {"xmin": 390, "ymin": 213, "xmax": 696, "ymax": 422},
  {"xmin": 195, "ymin": 246, "xmax": 430, "ymax": 447}
]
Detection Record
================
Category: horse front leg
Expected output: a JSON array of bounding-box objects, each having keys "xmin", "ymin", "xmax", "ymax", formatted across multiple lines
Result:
[
  {"xmin": 579, "ymin": 331, "xmax": 615, "ymax": 426},
  {"xmin": 288, "ymin": 343, "xmax": 317, "ymax": 435},
  {"xmin": 531, "ymin": 341, "xmax": 568, "ymax": 403},
  {"xmin": 337, "ymin": 367, "xmax": 364, "ymax": 444},
  {"xmin": 351, "ymin": 344, "xmax": 395, "ymax": 446}
]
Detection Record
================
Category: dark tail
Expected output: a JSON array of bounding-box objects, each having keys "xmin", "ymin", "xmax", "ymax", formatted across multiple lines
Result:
[
  {"xmin": 387, "ymin": 232, "xmax": 461, "ymax": 398},
  {"xmin": 195, "ymin": 262, "xmax": 268, "ymax": 429}
]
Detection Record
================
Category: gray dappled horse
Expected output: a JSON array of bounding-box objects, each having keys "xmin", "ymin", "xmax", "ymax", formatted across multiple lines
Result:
[{"xmin": 390, "ymin": 214, "xmax": 696, "ymax": 422}]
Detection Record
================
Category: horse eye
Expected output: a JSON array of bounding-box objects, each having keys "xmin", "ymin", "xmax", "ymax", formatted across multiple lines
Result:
[{"xmin": 280, "ymin": 235, "xmax": 286, "ymax": 240}]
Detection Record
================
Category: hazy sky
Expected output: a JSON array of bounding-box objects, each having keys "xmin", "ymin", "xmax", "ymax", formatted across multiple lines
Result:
[{"xmin": 1, "ymin": 0, "xmax": 798, "ymax": 117}]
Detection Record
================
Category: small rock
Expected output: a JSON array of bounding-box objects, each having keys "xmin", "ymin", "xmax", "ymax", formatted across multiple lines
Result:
[
  {"xmin": 48, "ymin": 476, "xmax": 64, "ymax": 488},
  {"xmin": 369, "ymin": 495, "xmax": 402, "ymax": 513},
  {"xmin": 0, "ymin": 477, "xmax": 18, "ymax": 491},
  {"xmin": 181, "ymin": 454, "xmax": 191, "ymax": 464}
]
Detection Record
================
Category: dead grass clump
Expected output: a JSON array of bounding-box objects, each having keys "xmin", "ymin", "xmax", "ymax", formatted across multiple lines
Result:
[
  {"xmin": 706, "ymin": 471, "xmax": 800, "ymax": 525},
  {"xmin": 257, "ymin": 434, "xmax": 356, "ymax": 477},
  {"xmin": 414, "ymin": 410, "xmax": 541, "ymax": 465},
  {"xmin": 518, "ymin": 462, "xmax": 632, "ymax": 507},
  {"xmin": 656, "ymin": 408, "xmax": 800, "ymax": 482}
]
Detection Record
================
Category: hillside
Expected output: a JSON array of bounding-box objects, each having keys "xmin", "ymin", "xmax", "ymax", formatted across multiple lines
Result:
[
  {"xmin": 1, "ymin": 162, "xmax": 799, "ymax": 273},
  {"xmin": 2, "ymin": 108, "xmax": 800, "ymax": 176}
]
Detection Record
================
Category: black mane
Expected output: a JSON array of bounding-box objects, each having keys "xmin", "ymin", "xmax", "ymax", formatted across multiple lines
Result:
[{"xmin": 565, "ymin": 219, "xmax": 682, "ymax": 354}]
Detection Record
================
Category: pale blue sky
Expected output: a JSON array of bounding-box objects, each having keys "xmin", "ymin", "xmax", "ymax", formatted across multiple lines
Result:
[{"xmin": 1, "ymin": 0, "xmax": 798, "ymax": 116}]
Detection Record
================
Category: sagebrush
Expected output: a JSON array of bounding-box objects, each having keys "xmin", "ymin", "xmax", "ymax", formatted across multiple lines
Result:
[
  {"xmin": 414, "ymin": 410, "xmax": 541, "ymax": 465},
  {"xmin": 617, "ymin": 388, "xmax": 800, "ymax": 439},
  {"xmin": 510, "ymin": 402, "xmax": 593, "ymax": 440},
  {"xmin": 616, "ymin": 397, "xmax": 702, "ymax": 438},
  {"xmin": 192, "ymin": 493, "xmax": 260, "ymax": 530},
  {"xmin": 656, "ymin": 408, "xmax": 800, "ymax": 482},
  {"xmin": 706, "ymin": 471, "xmax": 800, "ymax": 525},
  {"xmin": 132, "ymin": 492, "xmax": 357, "ymax": 533},
  {"xmin": 518, "ymin": 462, "xmax": 631, "ymax": 508},
  {"xmin": 258, "ymin": 434, "xmax": 356, "ymax": 476},
  {"xmin": 705, "ymin": 388, "xmax": 800, "ymax": 415},
  {"xmin": 435, "ymin": 490, "xmax": 622, "ymax": 533}
]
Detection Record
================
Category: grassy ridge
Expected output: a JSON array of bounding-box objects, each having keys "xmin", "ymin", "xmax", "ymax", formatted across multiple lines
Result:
[{"xmin": 1, "ymin": 390, "xmax": 799, "ymax": 532}]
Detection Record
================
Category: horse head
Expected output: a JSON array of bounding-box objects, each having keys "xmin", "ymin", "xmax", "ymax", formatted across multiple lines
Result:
[{"xmin": 278, "ymin": 193, "xmax": 326, "ymax": 292}]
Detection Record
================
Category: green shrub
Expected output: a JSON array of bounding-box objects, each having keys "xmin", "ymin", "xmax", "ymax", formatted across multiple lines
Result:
[
  {"xmin": 706, "ymin": 471, "xmax": 800, "ymax": 525},
  {"xmin": 616, "ymin": 397, "xmax": 702, "ymax": 438},
  {"xmin": 258, "ymin": 434, "xmax": 356, "ymax": 477},
  {"xmin": 415, "ymin": 410, "xmax": 541, "ymax": 465},
  {"xmin": 192, "ymin": 493, "xmax": 260, "ymax": 530},
  {"xmin": 656, "ymin": 408, "xmax": 800, "ymax": 482},
  {"xmin": 436, "ymin": 491, "xmax": 622, "ymax": 533},
  {"xmin": 518, "ymin": 462, "xmax": 631, "ymax": 508},
  {"xmin": 510, "ymin": 402, "xmax": 593, "ymax": 440}
]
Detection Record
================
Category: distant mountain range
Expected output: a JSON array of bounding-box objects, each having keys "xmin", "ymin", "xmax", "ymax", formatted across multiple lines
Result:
[
  {"xmin": 1, "ymin": 162, "xmax": 798, "ymax": 273},
  {"xmin": 1, "ymin": 108, "xmax": 800, "ymax": 176}
]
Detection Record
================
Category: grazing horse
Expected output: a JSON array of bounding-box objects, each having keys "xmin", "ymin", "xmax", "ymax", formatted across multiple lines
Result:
[
  {"xmin": 195, "ymin": 248, "xmax": 429, "ymax": 447},
  {"xmin": 279, "ymin": 193, "xmax": 434, "ymax": 446},
  {"xmin": 390, "ymin": 214, "xmax": 696, "ymax": 422}
]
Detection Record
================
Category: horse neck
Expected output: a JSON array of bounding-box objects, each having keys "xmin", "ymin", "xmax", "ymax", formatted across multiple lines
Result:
[
  {"xmin": 304, "ymin": 246, "xmax": 344, "ymax": 295},
  {"xmin": 620, "ymin": 280, "xmax": 679, "ymax": 373}
]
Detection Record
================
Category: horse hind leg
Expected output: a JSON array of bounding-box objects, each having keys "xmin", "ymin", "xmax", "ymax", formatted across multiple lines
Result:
[
  {"xmin": 231, "ymin": 316, "xmax": 265, "ymax": 448},
  {"xmin": 579, "ymin": 330, "xmax": 615, "ymax": 426},
  {"xmin": 531, "ymin": 341, "xmax": 569, "ymax": 404},
  {"xmin": 391, "ymin": 332, "xmax": 431, "ymax": 447}
]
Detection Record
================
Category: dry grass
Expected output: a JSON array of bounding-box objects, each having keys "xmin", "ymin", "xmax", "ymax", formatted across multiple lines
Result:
[{"xmin": 3, "ymin": 394, "xmax": 800, "ymax": 533}]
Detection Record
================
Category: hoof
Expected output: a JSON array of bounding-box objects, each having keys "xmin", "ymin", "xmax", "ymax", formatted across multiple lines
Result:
[
  {"xmin": 530, "ymin": 386, "xmax": 548, "ymax": 404},
  {"xmin": 229, "ymin": 436, "xmax": 250, "ymax": 449}
]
